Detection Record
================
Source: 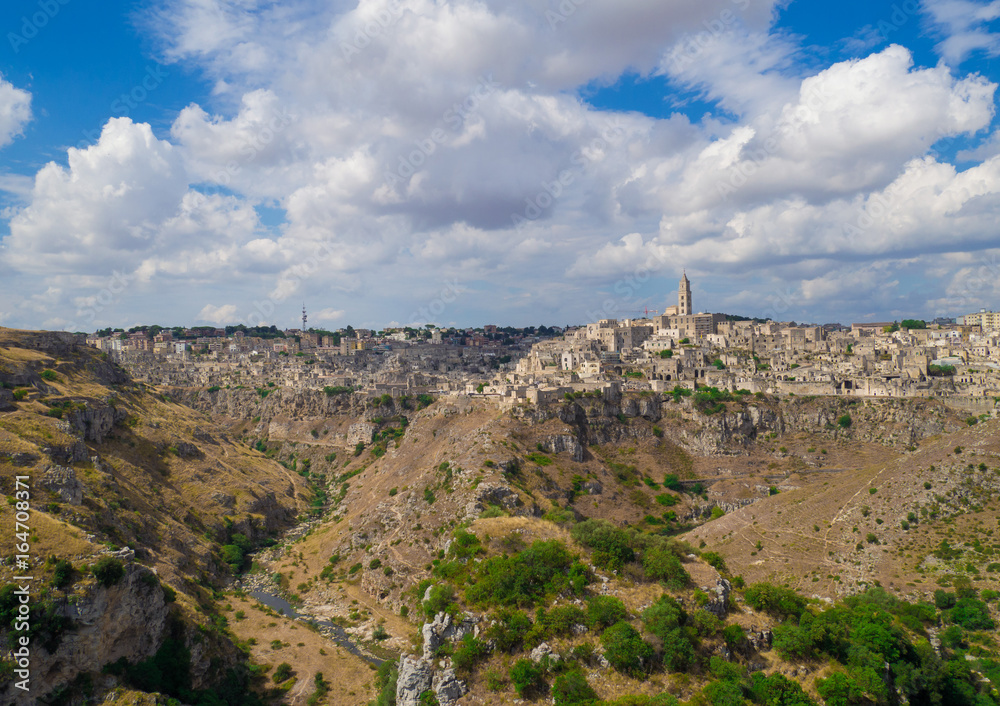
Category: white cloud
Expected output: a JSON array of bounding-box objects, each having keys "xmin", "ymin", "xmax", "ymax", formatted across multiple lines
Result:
[
  {"xmin": 923, "ymin": 0, "xmax": 1000, "ymax": 64},
  {"xmin": 0, "ymin": 75, "xmax": 32, "ymax": 149},
  {"xmin": 198, "ymin": 303, "xmax": 238, "ymax": 323},
  {"xmin": 314, "ymin": 308, "xmax": 345, "ymax": 322},
  {"xmin": 4, "ymin": 1, "xmax": 1000, "ymax": 329}
]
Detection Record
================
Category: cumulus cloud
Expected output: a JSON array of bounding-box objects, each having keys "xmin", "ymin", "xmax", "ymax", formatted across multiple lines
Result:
[
  {"xmin": 314, "ymin": 308, "xmax": 345, "ymax": 322},
  {"xmin": 198, "ymin": 303, "xmax": 239, "ymax": 323},
  {"xmin": 0, "ymin": 75, "xmax": 32, "ymax": 149},
  {"xmin": 4, "ymin": 1, "xmax": 1000, "ymax": 328}
]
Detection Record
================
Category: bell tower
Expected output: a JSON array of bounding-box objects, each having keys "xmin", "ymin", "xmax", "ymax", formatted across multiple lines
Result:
[{"xmin": 678, "ymin": 271, "xmax": 692, "ymax": 315}]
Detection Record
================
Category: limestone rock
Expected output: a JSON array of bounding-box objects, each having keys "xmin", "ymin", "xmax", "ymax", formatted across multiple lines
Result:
[
  {"xmin": 39, "ymin": 465, "xmax": 84, "ymax": 505},
  {"xmin": 0, "ymin": 558, "xmax": 168, "ymax": 703},
  {"xmin": 396, "ymin": 655, "xmax": 434, "ymax": 706},
  {"xmin": 433, "ymin": 666, "xmax": 467, "ymax": 706},
  {"xmin": 702, "ymin": 578, "xmax": 732, "ymax": 618},
  {"xmin": 422, "ymin": 611, "xmax": 478, "ymax": 659}
]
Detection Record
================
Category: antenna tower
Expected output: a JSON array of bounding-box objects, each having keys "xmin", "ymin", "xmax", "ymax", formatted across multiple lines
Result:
[{"xmin": 302, "ymin": 304, "xmax": 307, "ymax": 331}]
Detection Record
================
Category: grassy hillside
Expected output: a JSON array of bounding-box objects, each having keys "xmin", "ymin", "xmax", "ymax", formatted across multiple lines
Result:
[{"xmin": 0, "ymin": 328, "xmax": 325, "ymax": 704}]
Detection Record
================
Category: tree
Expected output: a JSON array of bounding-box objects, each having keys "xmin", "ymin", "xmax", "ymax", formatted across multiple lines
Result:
[
  {"xmin": 601, "ymin": 621, "xmax": 654, "ymax": 677},
  {"xmin": 92, "ymin": 557, "xmax": 125, "ymax": 587},
  {"xmin": 551, "ymin": 669, "xmax": 598, "ymax": 705},
  {"xmin": 510, "ymin": 659, "xmax": 545, "ymax": 698}
]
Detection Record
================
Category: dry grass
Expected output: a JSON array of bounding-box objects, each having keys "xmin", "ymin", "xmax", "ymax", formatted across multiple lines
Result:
[{"xmin": 224, "ymin": 592, "xmax": 378, "ymax": 705}]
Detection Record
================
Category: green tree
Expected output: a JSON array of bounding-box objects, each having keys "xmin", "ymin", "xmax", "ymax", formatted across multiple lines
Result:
[
  {"xmin": 601, "ymin": 621, "xmax": 654, "ymax": 677},
  {"xmin": 510, "ymin": 659, "xmax": 545, "ymax": 698},
  {"xmin": 551, "ymin": 669, "xmax": 598, "ymax": 705}
]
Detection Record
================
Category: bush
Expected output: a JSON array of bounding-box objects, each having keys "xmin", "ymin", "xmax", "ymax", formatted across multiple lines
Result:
[
  {"xmin": 486, "ymin": 608, "xmax": 532, "ymax": 653},
  {"xmin": 273, "ymin": 662, "xmax": 294, "ymax": 683},
  {"xmin": 423, "ymin": 584, "xmax": 457, "ymax": 618},
  {"xmin": 452, "ymin": 634, "xmax": 490, "ymax": 673},
  {"xmin": 510, "ymin": 659, "xmax": 545, "ymax": 698},
  {"xmin": 950, "ymin": 598, "xmax": 995, "ymax": 630},
  {"xmin": 643, "ymin": 545, "xmax": 690, "ymax": 588},
  {"xmin": 571, "ymin": 519, "xmax": 634, "ymax": 571},
  {"xmin": 743, "ymin": 582, "xmax": 806, "ymax": 619},
  {"xmin": 701, "ymin": 551, "xmax": 728, "ymax": 573},
  {"xmin": 51, "ymin": 559, "xmax": 75, "ymax": 589},
  {"xmin": 552, "ymin": 669, "xmax": 598, "ymax": 705},
  {"xmin": 655, "ymin": 493, "xmax": 678, "ymax": 507},
  {"xmin": 92, "ymin": 557, "xmax": 125, "ymax": 587},
  {"xmin": 837, "ymin": 414, "xmax": 852, "ymax": 428},
  {"xmin": 466, "ymin": 540, "xmax": 581, "ymax": 607},
  {"xmin": 40, "ymin": 369, "xmax": 60, "ymax": 382},
  {"xmin": 587, "ymin": 595, "xmax": 628, "ymax": 629},
  {"xmin": 601, "ymin": 621, "xmax": 654, "ymax": 677}
]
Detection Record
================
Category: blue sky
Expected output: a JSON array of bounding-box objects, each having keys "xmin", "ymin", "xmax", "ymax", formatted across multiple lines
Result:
[{"xmin": 1, "ymin": 0, "xmax": 1000, "ymax": 331}]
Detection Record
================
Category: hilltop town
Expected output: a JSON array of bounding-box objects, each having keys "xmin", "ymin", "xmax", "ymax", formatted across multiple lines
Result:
[{"xmin": 86, "ymin": 276, "xmax": 1000, "ymax": 415}]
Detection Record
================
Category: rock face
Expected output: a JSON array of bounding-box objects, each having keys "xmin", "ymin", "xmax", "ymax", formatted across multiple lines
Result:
[
  {"xmin": 63, "ymin": 400, "xmax": 128, "ymax": 444},
  {"xmin": 396, "ymin": 655, "xmax": 434, "ymax": 706},
  {"xmin": 540, "ymin": 434, "xmax": 585, "ymax": 462},
  {"xmin": 432, "ymin": 666, "xmax": 467, "ymax": 706},
  {"xmin": 348, "ymin": 422, "xmax": 376, "ymax": 446},
  {"xmin": 39, "ymin": 465, "xmax": 84, "ymax": 505},
  {"xmin": 422, "ymin": 611, "xmax": 478, "ymax": 659},
  {"xmin": 702, "ymin": 578, "xmax": 732, "ymax": 618},
  {"xmin": 397, "ymin": 611, "xmax": 472, "ymax": 706},
  {"xmin": 0, "ymin": 554, "xmax": 169, "ymax": 704}
]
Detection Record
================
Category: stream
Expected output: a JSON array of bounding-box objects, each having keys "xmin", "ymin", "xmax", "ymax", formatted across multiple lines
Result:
[{"xmin": 249, "ymin": 590, "xmax": 386, "ymax": 666}]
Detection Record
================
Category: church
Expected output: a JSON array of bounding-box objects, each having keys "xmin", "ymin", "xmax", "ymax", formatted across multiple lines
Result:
[{"xmin": 651, "ymin": 273, "xmax": 726, "ymax": 340}]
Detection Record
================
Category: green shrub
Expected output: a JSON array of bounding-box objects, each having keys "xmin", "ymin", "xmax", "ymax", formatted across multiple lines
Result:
[
  {"xmin": 452, "ymin": 634, "xmax": 490, "ymax": 673},
  {"xmin": 571, "ymin": 519, "xmax": 634, "ymax": 571},
  {"xmin": 837, "ymin": 414, "xmax": 852, "ymax": 428},
  {"xmin": 601, "ymin": 621, "xmax": 654, "ymax": 677},
  {"xmin": 743, "ymin": 582, "xmax": 806, "ymax": 619},
  {"xmin": 51, "ymin": 559, "xmax": 75, "ymax": 589},
  {"xmin": 423, "ymin": 584, "xmax": 457, "ymax": 618},
  {"xmin": 587, "ymin": 595, "xmax": 628, "ymax": 629},
  {"xmin": 40, "ymin": 369, "xmax": 60, "ymax": 382},
  {"xmin": 655, "ymin": 493, "xmax": 678, "ymax": 507},
  {"xmin": 92, "ymin": 557, "xmax": 125, "ymax": 587},
  {"xmin": 643, "ymin": 545, "xmax": 690, "ymax": 588},
  {"xmin": 486, "ymin": 608, "xmax": 532, "ymax": 653},
  {"xmin": 510, "ymin": 659, "xmax": 545, "ymax": 698},
  {"xmin": 466, "ymin": 540, "xmax": 581, "ymax": 607},
  {"xmin": 701, "ymin": 551, "xmax": 728, "ymax": 574},
  {"xmin": 552, "ymin": 669, "xmax": 598, "ymax": 705},
  {"xmin": 273, "ymin": 662, "xmax": 294, "ymax": 683},
  {"xmin": 950, "ymin": 597, "xmax": 995, "ymax": 630},
  {"xmin": 449, "ymin": 529, "xmax": 483, "ymax": 559}
]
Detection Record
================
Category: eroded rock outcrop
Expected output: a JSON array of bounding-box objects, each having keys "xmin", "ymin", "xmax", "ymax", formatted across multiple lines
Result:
[{"xmin": 0, "ymin": 552, "xmax": 168, "ymax": 704}]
